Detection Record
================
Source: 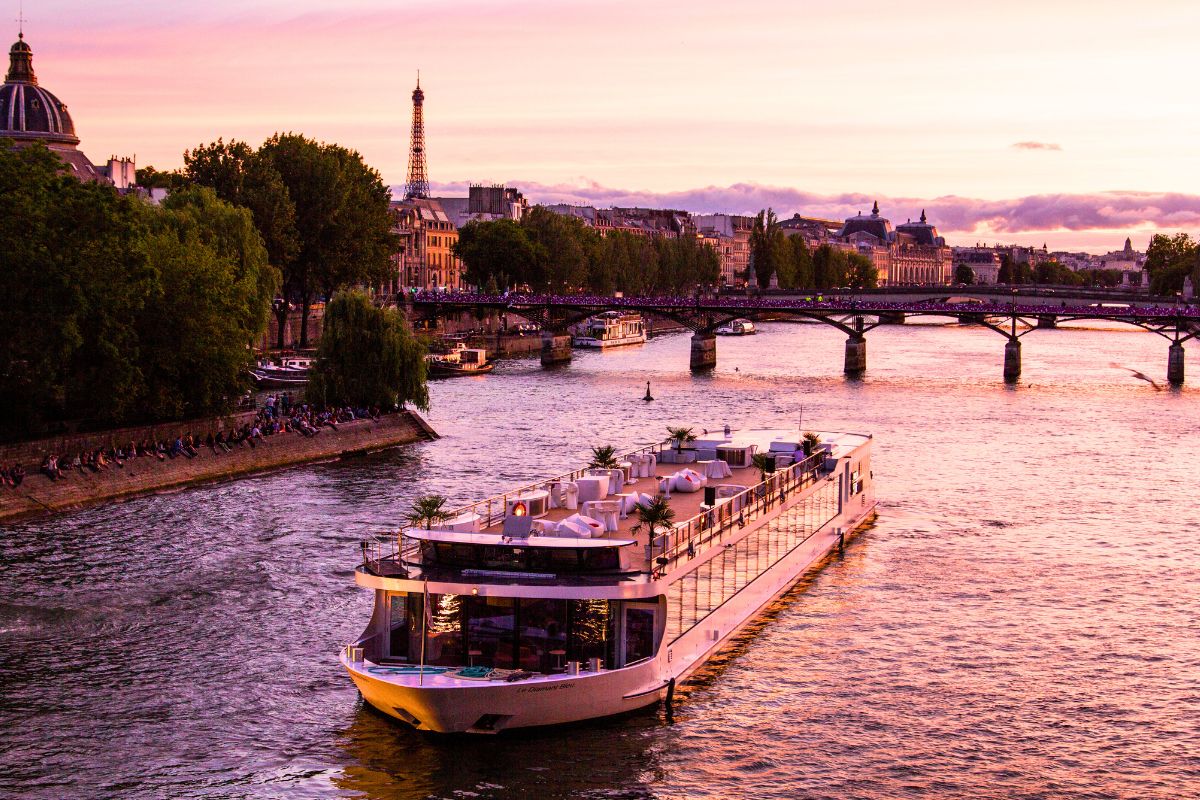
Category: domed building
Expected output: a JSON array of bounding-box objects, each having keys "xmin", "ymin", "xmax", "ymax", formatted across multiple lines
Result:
[
  {"xmin": 0, "ymin": 33, "xmax": 134, "ymax": 186},
  {"xmin": 836, "ymin": 202, "xmax": 951, "ymax": 286}
]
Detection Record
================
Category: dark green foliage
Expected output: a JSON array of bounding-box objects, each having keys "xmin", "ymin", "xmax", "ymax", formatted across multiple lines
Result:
[
  {"xmin": 0, "ymin": 144, "xmax": 278, "ymax": 439},
  {"xmin": 954, "ymin": 264, "xmax": 975, "ymax": 285},
  {"xmin": 137, "ymin": 187, "xmax": 280, "ymax": 418},
  {"xmin": 454, "ymin": 209, "xmax": 718, "ymax": 293},
  {"xmin": 186, "ymin": 134, "xmax": 396, "ymax": 347},
  {"xmin": 1145, "ymin": 233, "xmax": 1198, "ymax": 295},
  {"xmin": 750, "ymin": 208, "xmax": 793, "ymax": 288},
  {"xmin": 306, "ymin": 291, "xmax": 428, "ymax": 411},
  {"xmin": 810, "ymin": 245, "xmax": 878, "ymax": 290},
  {"xmin": 455, "ymin": 218, "xmax": 542, "ymax": 290},
  {"xmin": 135, "ymin": 165, "xmax": 186, "ymax": 190},
  {"xmin": 589, "ymin": 445, "xmax": 619, "ymax": 469}
]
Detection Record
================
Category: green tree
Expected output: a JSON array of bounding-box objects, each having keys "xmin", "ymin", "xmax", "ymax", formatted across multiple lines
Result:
[
  {"xmin": 0, "ymin": 143, "xmax": 154, "ymax": 434},
  {"xmin": 0, "ymin": 145, "xmax": 279, "ymax": 435},
  {"xmin": 954, "ymin": 264, "xmax": 975, "ymax": 285},
  {"xmin": 307, "ymin": 290, "xmax": 428, "ymax": 410},
  {"xmin": 750, "ymin": 209, "xmax": 795, "ymax": 288},
  {"xmin": 136, "ymin": 187, "xmax": 280, "ymax": 419},
  {"xmin": 1145, "ymin": 233, "xmax": 1198, "ymax": 295},
  {"xmin": 521, "ymin": 206, "xmax": 595, "ymax": 290},
  {"xmin": 184, "ymin": 138, "xmax": 300, "ymax": 349},
  {"xmin": 407, "ymin": 494, "xmax": 451, "ymax": 529},
  {"xmin": 791, "ymin": 236, "xmax": 814, "ymax": 288},
  {"xmin": 634, "ymin": 494, "xmax": 675, "ymax": 554},
  {"xmin": 844, "ymin": 252, "xmax": 878, "ymax": 289},
  {"xmin": 454, "ymin": 218, "xmax": 542, "ymax": 290},
  {"xmin": 589, "ymin": 445, "xmax": 620, "ymax": 469},
  {"xmin": 191, "ymin": 134, "xmax": 397, "ymax": 347},
  {"xmin": 135, "ymin": 165, "xmax": 186, "ymax": 191}
]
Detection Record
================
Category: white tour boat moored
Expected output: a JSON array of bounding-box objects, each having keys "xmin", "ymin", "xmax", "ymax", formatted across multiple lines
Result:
[
  {"xmin": 714, "ymin": 318, "xmax": 757, "ymax": 336},
  {"xmin": 571, "ymin": 311, "xmax": 647, "ymax": 348},
  {"xmin": 341, "ymin": 426, "xmax": 877, "ymax": 733}
]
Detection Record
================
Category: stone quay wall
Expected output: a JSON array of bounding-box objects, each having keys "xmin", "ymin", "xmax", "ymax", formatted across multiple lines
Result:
[{"xmin": 0, "ymin": 411, "xmax": 438, "ymax": 524}]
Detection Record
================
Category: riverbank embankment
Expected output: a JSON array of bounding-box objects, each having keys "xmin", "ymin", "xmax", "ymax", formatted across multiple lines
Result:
[{"xmin": 0, "ymin": 411, "xmax": 438, "ymax": 524}]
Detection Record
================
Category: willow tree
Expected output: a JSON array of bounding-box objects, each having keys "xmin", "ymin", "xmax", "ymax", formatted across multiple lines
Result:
[{"xmin": 307, "ymin": 291, "xmax": 428, "ymax": 410}]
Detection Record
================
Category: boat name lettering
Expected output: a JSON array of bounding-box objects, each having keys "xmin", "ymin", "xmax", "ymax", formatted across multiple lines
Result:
[{"xmin": 516, "ymin": 683, "xmax": 575, "ymax": 694}]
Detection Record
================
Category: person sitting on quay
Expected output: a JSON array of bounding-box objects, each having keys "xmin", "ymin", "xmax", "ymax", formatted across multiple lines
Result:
[{"xmin": 41, "ymin": 455, "xmax": 63, "ymax": 481}]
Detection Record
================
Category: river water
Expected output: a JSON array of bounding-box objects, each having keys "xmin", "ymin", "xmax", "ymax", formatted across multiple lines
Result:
[{"xmin": 2, "ymin": 321, "xmax": 1198, "ymax": 799}]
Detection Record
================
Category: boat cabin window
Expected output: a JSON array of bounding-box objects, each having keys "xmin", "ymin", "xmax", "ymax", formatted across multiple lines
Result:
[
  {"xmin": 423, "ymin": 541, "xmax": 623, "ymax": 573},
  {"xmin": 387, "ymin": 593, "xmax": 618, "ymax": 671}
]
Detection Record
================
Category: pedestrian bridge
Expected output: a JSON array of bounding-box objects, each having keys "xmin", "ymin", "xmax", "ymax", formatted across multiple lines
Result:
[{"xmin": 407, "ymin": 291, "xmax": 1199, "ymax": 386}]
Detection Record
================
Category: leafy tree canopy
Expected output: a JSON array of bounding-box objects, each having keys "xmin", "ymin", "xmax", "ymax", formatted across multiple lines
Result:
[
  {"xmin": 1145, "ymin": 233, "xmax": 1199, "ymax": 295},
  {"xmin": 307, "ymin": 290, "xmax": 428, "ymax": 411},
  {"xmin": 0, "ymin": 144, "xmax": 278, "ymax": 438}
]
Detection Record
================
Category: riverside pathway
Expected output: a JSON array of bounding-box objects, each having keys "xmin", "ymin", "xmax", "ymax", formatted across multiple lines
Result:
[{"xmin": 0, "ymin": 411, "xmax": 437, "ymax": 524}]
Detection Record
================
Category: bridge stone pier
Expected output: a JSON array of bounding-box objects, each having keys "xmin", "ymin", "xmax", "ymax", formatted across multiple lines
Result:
[
  {"xmin": 690, "ymin": 333, "xmax": 716, "ymax": 371},
  {"xmin": 1004, "ymin": 338, "xmax": 1022, "ymax": 383},
  {"xmin": 1168, "ymin": 342, "xmax": 1185, "ymax": 386},
  {"xmin": 844, "ymin": 336, "xmax": 867, "ymax": 375},
  {"xmin": 540, "ymin": 332, "xmax": 572, "ymax": 367}
]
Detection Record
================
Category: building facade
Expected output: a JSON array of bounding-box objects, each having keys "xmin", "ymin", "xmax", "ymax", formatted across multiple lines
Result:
[
  {"xmin": 388, "ymin": 198, "xmax": 464, "ymax": 294},
  {"xmin": 693, "ymin": 214, "xmax": 753, "ymax": 286},
  {"xmin": 834, "ymin": 203, "xmax": 951, "ymax": 286}
]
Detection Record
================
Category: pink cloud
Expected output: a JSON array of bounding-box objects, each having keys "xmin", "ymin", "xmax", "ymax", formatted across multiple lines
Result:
[
  {"xmin": 422, "ymin": 180, "xmax": 1200, "ymax": 240},
  {"xmin": 1011, "ymin": 141, "xmax": 1062, "ymax": 151}
]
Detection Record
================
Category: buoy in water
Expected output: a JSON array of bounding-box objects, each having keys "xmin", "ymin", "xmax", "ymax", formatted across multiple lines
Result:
[{"xmin": 643, "ymin": 381, "xmax": 654, "ymax": 401}]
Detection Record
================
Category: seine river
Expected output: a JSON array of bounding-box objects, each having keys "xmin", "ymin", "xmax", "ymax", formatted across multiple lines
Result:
[{"xmin": 2, "ymin": 321, "xmax": 1198, "ymax": 799}]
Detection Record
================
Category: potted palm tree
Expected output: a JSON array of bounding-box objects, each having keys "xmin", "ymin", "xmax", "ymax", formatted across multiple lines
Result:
[
  {"xmin": 635, "ymin": 494, "xmax": 676, "ymax": 559},
  {"xmin": 801, "ymin": 431, "xmax": 821, "ymax": 458},
  {"xmin": 665, "ymin": 426, "xmax": 697, "ymax": 463},
  {"xmin": 751, "ymin": 452, "xmax": 774, "ymax": 497},
  {"xmin": 589, "ymin": 444, "xmax": 620, "ymax": 469},
  {"xmin": 407, "ymin": 494, "xmax": 452, "ymax": 529}
]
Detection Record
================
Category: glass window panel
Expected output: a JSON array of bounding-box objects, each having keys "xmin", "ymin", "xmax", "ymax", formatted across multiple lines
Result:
[
  {"xmin": 519, "ymin": 598, "xmax": 568, "ymax": 672},
  {"xmin": 568, "ymin": 599, "xmax": 610, "ymax": 663},
  {"xmin": 388, "ymin": 594, "xmax": 411, "ymax": 661},
  {"xmin": 623, "ymin": 606, "xmax": 657, "ymax": 665},
  {"xmin": 465, "ymin": 596, "xmax": 516, "ymax": 669}
]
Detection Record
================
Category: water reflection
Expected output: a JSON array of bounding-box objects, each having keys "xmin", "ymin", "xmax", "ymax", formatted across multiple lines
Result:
[{"xmin": 333, "ymin": 699, "xmax": 665, "ymax": 800}]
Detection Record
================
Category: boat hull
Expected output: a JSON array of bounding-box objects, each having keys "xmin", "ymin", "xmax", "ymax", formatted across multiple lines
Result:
[
  {"xmin": 429, "ymin": 363, "xmax": 495, "ymax": 378},
  {"xmin": 571, "ymin": 334, "xmax": 647, "ymax": 348},
  {"xmin": 344, "ymin": 658, "xmax": 664, "ymax": 733}
]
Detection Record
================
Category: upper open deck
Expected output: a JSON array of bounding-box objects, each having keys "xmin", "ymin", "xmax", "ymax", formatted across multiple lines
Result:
[{"xmin": 359, "ymin": 428, "xmax": 873, "ymax": 590}]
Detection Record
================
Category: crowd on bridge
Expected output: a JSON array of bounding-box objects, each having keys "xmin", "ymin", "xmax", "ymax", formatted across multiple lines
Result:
[{"xmin": 412, "ymin": 290, "xmax": 1200, "ymax": 322}]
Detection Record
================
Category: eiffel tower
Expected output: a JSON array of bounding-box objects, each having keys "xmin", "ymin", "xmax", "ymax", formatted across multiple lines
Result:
[{"xmin": 404, "ymin": 76, "xmax": 429, "ymax": 199}]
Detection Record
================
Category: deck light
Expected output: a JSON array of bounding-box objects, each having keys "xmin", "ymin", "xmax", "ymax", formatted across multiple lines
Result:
[{"xmin": 512, "ymin": 501, "xmax": 527, "ymax": 517}]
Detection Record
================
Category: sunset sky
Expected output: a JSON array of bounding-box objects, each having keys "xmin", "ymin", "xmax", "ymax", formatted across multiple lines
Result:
[{"xmin": 18, "ymin": 0, "xmax": 1200, "ymax": 251}]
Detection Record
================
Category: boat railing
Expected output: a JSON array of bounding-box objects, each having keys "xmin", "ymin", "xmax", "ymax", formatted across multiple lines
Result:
[{"xmin": 650, "ymin": 451, "xmax": 828, "ymax": 575}]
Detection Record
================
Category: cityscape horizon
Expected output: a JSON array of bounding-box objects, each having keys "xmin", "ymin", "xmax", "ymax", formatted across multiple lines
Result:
[{"xmin": 18, "ymin": 0, "xmax": 1200, "ymax": 254}]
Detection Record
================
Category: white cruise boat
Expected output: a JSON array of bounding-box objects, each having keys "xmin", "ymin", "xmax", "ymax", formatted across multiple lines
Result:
[
  {"xmin": 715, "ymin": 318, "xmax": 757, "ymax": 336},
  {"xmin": 571, "ymin": 311, "xmax": 647, "ymax": 348},
  {"xmin": 341, "ymin": 427, "xmax": 877, "ymax": 733}
]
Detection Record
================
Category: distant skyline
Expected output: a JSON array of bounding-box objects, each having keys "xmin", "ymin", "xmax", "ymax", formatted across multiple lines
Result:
[{"xmin": 17, "ymin": 0, "xmax": 1200, "ymax": 252}]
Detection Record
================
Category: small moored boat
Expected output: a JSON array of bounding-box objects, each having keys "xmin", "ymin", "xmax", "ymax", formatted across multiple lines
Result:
[
  {"xmin": 250, "ymin": 356, "xmax": 313, "ymax": 388},
  {"xmin": 715, "ymin": 318, "xmax": 757, "ymax": 336},
  {"xmin": 426, "ymin": 345, "xmax": 493, "ymax": 377},
  {"xmin": 572, "ymin": 312, "xmax": 647, "ymax": 348}
]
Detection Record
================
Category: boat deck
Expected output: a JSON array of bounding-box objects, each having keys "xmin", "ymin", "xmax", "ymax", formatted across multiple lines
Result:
[{"xmin": 471, "ymin": 460, "xmax": 759, "ymax": 574}]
